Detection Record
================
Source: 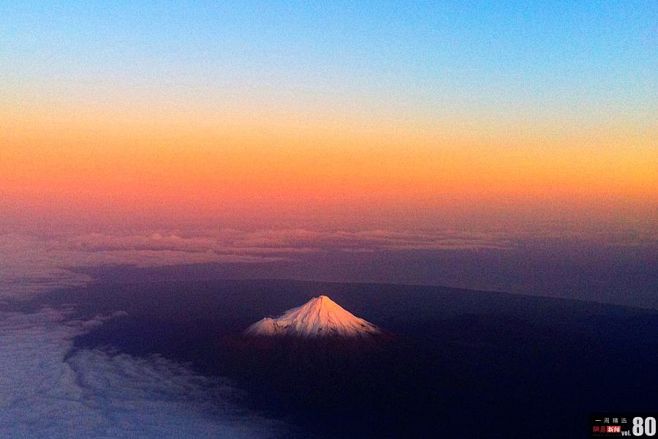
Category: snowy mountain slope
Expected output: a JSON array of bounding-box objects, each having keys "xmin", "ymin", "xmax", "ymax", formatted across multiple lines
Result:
[{"xmin": 245, "ymin": 295, "xmax": 381, "ymax": 338}]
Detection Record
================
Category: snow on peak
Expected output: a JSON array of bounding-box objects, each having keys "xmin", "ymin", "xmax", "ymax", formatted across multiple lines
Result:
[{"xmin": 245, "ymin": 295, "xmax": 381, "ymax": 338}]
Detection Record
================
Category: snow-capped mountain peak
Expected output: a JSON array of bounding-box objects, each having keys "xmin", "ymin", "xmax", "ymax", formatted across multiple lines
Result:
[{"xmin": 245, "ymin": 295, "xmax": 381, "ymax": 338}]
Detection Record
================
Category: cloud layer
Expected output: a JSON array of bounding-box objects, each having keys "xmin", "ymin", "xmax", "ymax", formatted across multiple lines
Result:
[
  {"xmin": 2, "ymin": 227, "xmax": 654, "ymax": 300},
  {"xmin": 0, "ymin": 307, "xmax": 283, "ymax": 438},
  {"xmin": 0, "ymin": 228, "xmax": 514, "ymax": 299}
]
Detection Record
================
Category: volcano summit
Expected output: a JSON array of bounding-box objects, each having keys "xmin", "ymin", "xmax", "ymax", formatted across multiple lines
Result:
[{"xmin": 245, "ymin": 295, "xmax": 382, "ymax": 338}]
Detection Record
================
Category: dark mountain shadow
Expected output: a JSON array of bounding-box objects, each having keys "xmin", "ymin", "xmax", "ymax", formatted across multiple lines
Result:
[{"xmin": 36, "ymin": 278, "xmax": 658, "ymax": 438}]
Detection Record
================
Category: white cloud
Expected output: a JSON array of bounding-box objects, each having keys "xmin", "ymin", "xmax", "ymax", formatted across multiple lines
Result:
[
  {"xmin": 0, "ymin": 231, "xmax": 283, "ymax": 299},
  {"xmin": 0, "ymin": 233, "xmax": 92, "ymax": 299},
  {"xmin": 0, "ymin": 227, "xmax": 520, "ymax": 299},
  {"xmin": 16, "ymin": 226, "xmax": 649, "ymax": 300},
  {"xmin": 0, "ymin": 308, "xmax": 283, "ymax": 438}
]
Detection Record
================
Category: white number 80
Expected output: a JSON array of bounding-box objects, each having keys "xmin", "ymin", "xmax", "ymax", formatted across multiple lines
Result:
[{"xmin": 633, "ymin": 417, "xmax": 657, "ymax": 437}]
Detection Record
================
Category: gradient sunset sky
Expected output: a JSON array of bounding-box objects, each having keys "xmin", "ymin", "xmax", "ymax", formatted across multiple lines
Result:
[{"xmin": 2, "ymin": 1, "xmax": 656, "ymax": 232}]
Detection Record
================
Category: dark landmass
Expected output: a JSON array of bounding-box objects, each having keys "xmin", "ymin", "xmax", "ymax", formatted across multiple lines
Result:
[{"xmin": 29, "ymin": 277, "xmax": 658, "ymax": 438}]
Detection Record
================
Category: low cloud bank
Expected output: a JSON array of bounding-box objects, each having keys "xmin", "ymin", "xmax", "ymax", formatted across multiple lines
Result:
[
  {"xmin": 0, "ymin": 228, "xmax": 513, "ymax": 298},
  {"xmin": 2, "ymin": 227, "xmax": 654, "ymax": 300},
  {"xmin": 0, "ymin": 308, "xmax": 283, "ymax": 438}
]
